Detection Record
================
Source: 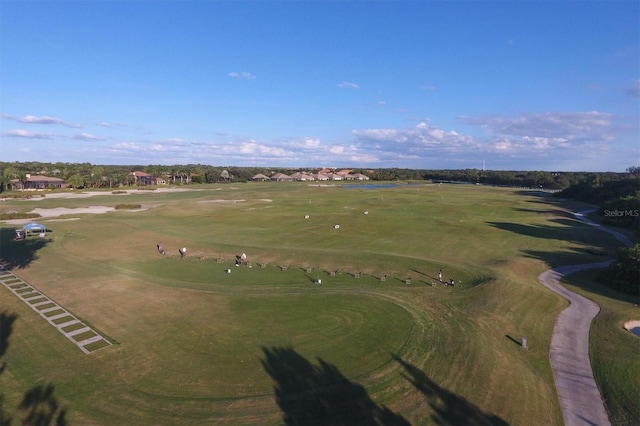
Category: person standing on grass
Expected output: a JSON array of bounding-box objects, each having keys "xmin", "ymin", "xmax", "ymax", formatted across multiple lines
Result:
[
  {"xmin": 157, "ymin": 242, "xmax": 165, "ymax": 255},
  {"xmin": 438, "ymin": 269, "xmax": 443, "ymax": 282},
  {"xmin": 179, "ymin": 247, "xmax": 186, "ymax": 259}
]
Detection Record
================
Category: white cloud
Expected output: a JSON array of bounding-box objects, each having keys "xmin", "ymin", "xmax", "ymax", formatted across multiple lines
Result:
[
  {"xmin": 459, "ymin": 111, "xmax": 612, "ymax": 141},
  {"xmin": 337, "ymin": 81, "xmax": 360, "ymax": 89},
  {"xmin": 228, "ymin": 71, "xmax": 256, "ymax": 80},
  {"xmin": 350, "ymin": 153, "xmax": 380, "ymax": 163},
  {"xmin": 302, "ymin": 137, "xmax": 321, "ymax": 148},
  {"xmin": 18, "ymin": 115, "xmax": 64, "ymax": 125},
  {"xmin": 2, "ymin": 129, "xmax": 53, "ymax": 139},
  {"xmin": 353, "ymin": 122, "xmax": 476, "ymax": 153},
  {"xmin": 2, "ymin": 114, "xmax": 81, "ymax": 128},
  {"xmin": 73, "ymin": 132, "xmax": 106, "ymax": 141},
  {"xmin": 165, "ymin": 138, "xmax": 188, "ymax": 145},
  {"xmin": 109, "ymin": 142, "xmax": 147, "ymax": 153}
]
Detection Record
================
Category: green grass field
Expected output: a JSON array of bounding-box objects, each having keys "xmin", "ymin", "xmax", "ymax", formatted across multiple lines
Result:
[{"xmin": 0, "ymin": 182, "xmax": 637, "ymax": 425}]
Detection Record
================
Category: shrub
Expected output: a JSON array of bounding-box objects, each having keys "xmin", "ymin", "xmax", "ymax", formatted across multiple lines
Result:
[
  {"xmin": 598, "ymin": 244, "xmax": 640, "ymax": 297},
  {"xmin": 114, "ymin": 204, "xmax": 141, "ymax": 210},
  {"xmin": 0, "ymin": 212, "xmax": 41, "ymax": 220}
]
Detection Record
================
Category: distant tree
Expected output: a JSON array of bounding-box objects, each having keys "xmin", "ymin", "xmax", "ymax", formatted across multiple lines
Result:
[
  {"xmin": 1, "ymin": 166, "xmax": 19, "ymax": 192},
  {"xmin": 67, "ymin": 174, "xmax": 85, "ymax": 189},
  {"xmin": 627, "ymin": 166, "xmax": 640, "ymax": 176}
]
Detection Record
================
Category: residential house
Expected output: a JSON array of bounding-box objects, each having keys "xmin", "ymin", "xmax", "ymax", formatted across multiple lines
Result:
[
  {"xmin": 130, "ymin": 171, "xmax": 157, "ymax": 186},
  {"xmin": 290, "ymin": 172, "xmax": 316, "ymax": 181},
  {"xmin": 11, "ymin": 175, "xmax": 68, "ymax": 190},
  {"xmin": 252, "ymin": 173, "xmax": 270, "ymax": 181},
  {"xmin": 271, "ymin": 173, "xmax": 293, "ymax": 182}
]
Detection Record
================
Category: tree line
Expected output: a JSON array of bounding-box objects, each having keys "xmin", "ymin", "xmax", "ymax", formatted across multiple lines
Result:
[{"xmin": 2, "ymin": 161, "xmax": 638, "ymax": 192}]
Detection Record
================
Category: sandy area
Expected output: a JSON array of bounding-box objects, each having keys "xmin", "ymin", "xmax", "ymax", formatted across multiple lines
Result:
[
  {"xmin": 624, "ymin": 320, "xmax": 640, "ymax": 336},
  {"xmin": 21, "ymin": 187, "xmax": 207, "ymax": 200},
  {"xmin": 4, "ymin": 206, "xmax": 117, "ymax": 225},
  {"xmin": 2, "ymin": 188, "xmax": 207, "ymax": 225}
]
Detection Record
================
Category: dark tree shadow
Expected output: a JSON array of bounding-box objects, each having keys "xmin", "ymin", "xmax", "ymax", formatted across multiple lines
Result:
[
  {"xmin": 487, "ymin": 218, "xmax": 596, "ymax": 244},
  {"xmin": 511, "ymin": 207, "xmax": 576, "ymax": 220},
  {"xmin": 0, "ymin": 311, "xmax": 17, "ymax": 364},
  {"xmin": 261, "ymin": 346, "xmax": 409, "ymax": 425},
  {"xmin": 392, "ymin": 354, "xmax": 508, "ymax": 426},
  {"xmin": 1, "ymin": 311, "xmax": 18, "ymax": 426},
  {"xmin": 0, "ymin": 228, "xmax": 51, "ymax": 269},
  {"xmin": 18, "ymin": 384, "xmax": 67, "ymax": 426},
  {"xmin": 0, "ymin": 311, "xmax": 67, "ymax": 426}
]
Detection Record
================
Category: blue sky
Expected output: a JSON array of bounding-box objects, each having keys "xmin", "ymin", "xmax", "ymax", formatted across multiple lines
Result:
[{"xmin": 1, "ymin": 1, "xmax": 638, "ymax": 171}]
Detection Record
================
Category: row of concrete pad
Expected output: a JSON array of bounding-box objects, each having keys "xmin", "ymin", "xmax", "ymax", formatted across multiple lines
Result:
[{"xmin": 0, "ymin": 267, "xmax": 111, "ymax": 354}]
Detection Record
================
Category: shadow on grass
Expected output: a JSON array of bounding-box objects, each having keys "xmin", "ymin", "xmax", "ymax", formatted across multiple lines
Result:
[
  {"xmin": 261, "ymin": 345, "xmax": 409, "ymax": 425},
  {"xmin": 511, "ymin": 207, "xmax": 576, "ymax": 219},
  {"xmin": 0, "ymin": 227, "xmax": 51, "ymax": 269},
  {"xmin": 531, "ymin": 253, "xmax": 639, "ymax": 305},
  {"xmin": 487, "ymin": 218, "xmax": 597, "ymax": 244},
  {"xmin": 0, "ymin": 310, "xmax": 17, "ymax": 426},
  {"xmin": 18, "ymin": 384, "xmax": 67, "ymax": 426},
  {"xmin": 505, "ymin": 335, "xmax": 523, "ymax": 347},
  {"xmin": 392, "ymin": 354, "xmax": 508, "ymax": 426},
  {"xmin": 0, "ymin": 310, "xmax": 67, "ymax": 426}
]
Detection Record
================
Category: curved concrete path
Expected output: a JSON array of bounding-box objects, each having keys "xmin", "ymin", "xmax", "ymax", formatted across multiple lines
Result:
[
  {"xmin": 537, "ymin": 209, "xmax": 634, "ymax": 426},
  {"xmin": 538, "ymin": 262, "xmax": 611, "ymax": 426}
]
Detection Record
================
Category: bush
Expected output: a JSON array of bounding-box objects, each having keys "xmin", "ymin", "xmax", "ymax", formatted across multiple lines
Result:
[
  {"xmin": 0, "ymin": 212, "xmax": 41, "ymax": 220},
  {"xmin": 598, "ymin": 244, "xmax": 640, "ymax": 297},
  {"xmin": 114, "ymin": 204, "xmax": 141, "ymax": 210}
]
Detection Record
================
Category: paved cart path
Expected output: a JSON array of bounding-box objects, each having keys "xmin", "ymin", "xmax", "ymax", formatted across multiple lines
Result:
[
  {"xmin": 537, "ymin": 209, "xmax": 634, "ymax": 426},
  {"xmin": 538, "ymin": 262, "xmax": 611, "ymax": 426}
]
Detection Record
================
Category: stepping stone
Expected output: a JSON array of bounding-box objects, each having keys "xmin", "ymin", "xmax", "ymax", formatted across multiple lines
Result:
[
  {"xmin": 35, "ymin": 303, "xmax": 57, "ymax": 311},
  {"xmin": 9, "ymin": 284, "xmax": 28, "ymax": 290},
  {"xmin": 22, "ymin": 293, "xmax": 42, "ymax": 300},
  {"xmin": 67, "ymin": 327, "xmax": 91, "ymax": 337},
  {"xmin": 78, "ymin": 335, "xmax": 104, "ymax": 346},
  {"xmin": 57, "ymin": 319, "xmax": 81, "ymax": 329},
  {"xmin": 46, "ymin": 312, "xmax": 70, "ymax": 321}
]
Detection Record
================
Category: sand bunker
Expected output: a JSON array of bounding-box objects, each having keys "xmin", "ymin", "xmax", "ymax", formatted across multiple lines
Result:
[
  {"xmin": 624, "ymin": 320, "xmax": 640, "ymax": 336},
  {"xmin": 24, "ymin": 187, "xmax": 207, "ymax": 200},
  {"xmin": 4, "ymin": 206, "xmax": 116, "ymax": 225}
]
